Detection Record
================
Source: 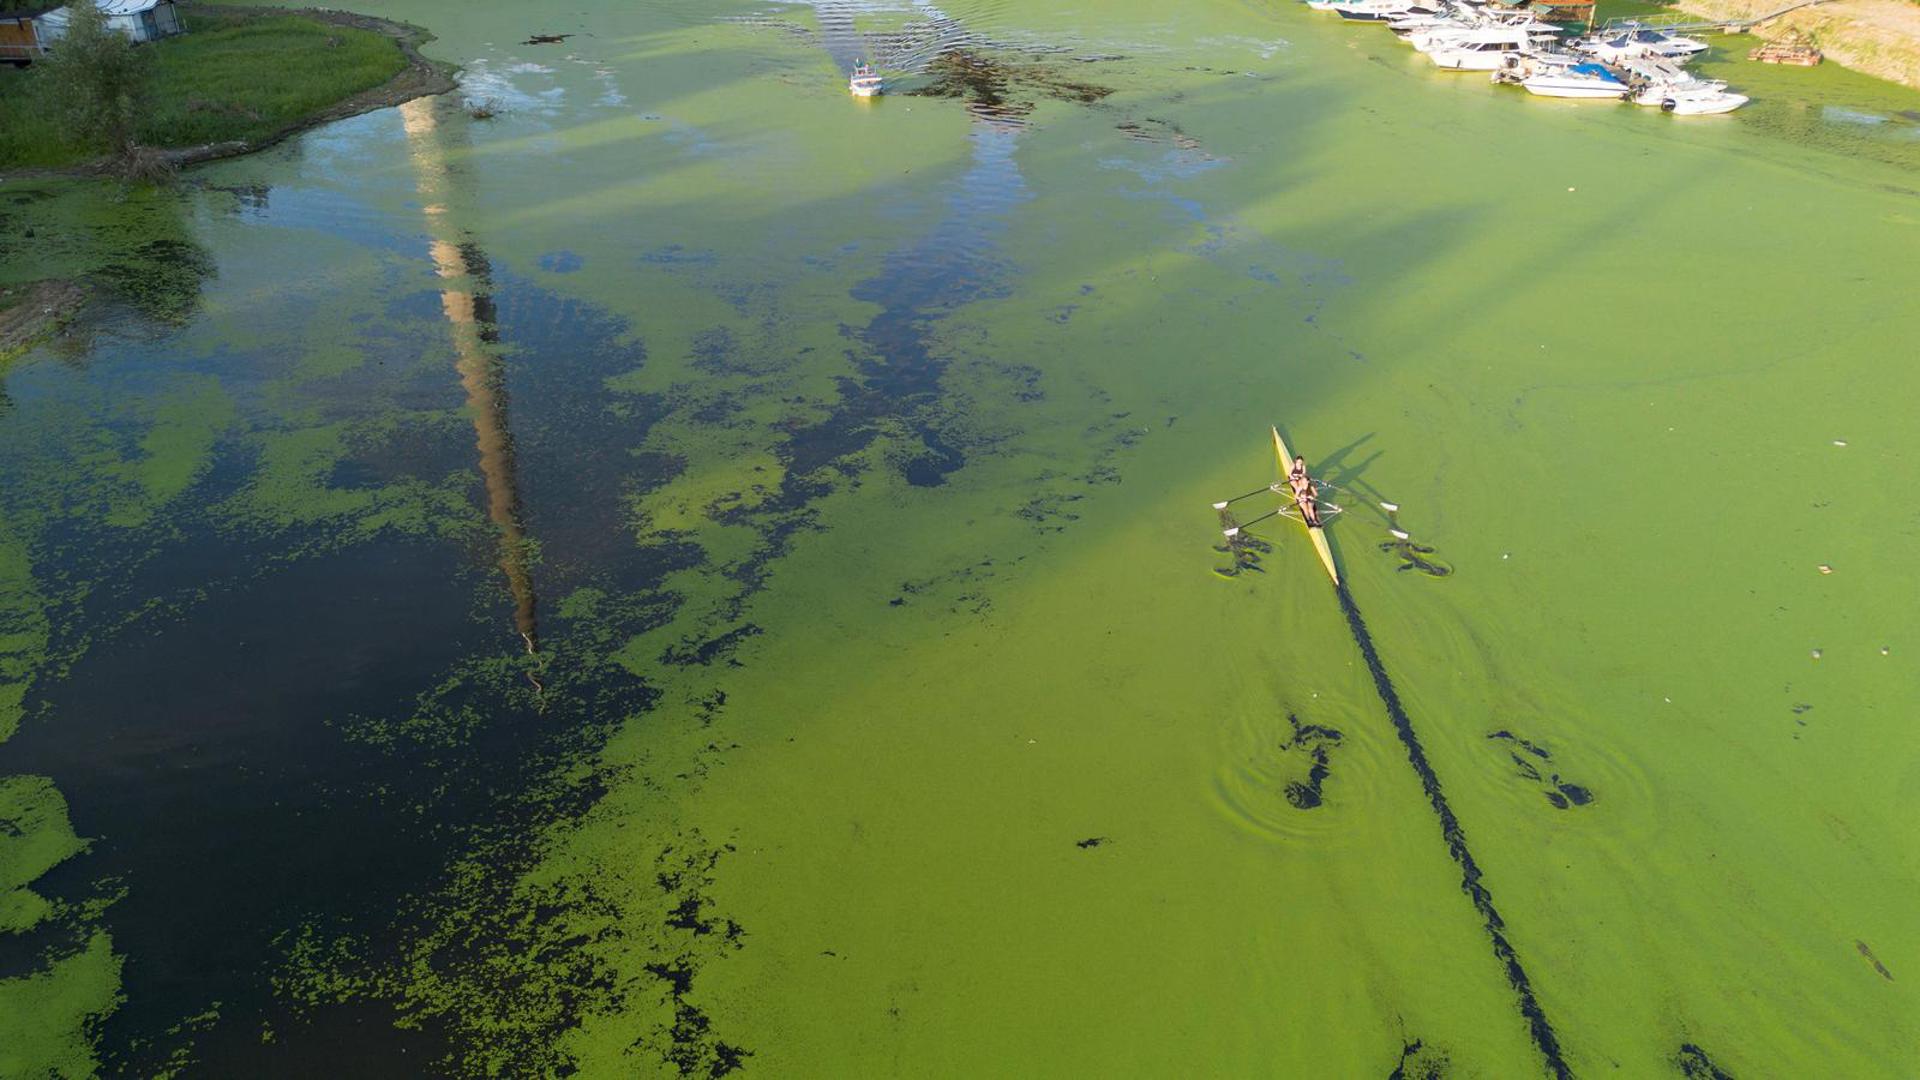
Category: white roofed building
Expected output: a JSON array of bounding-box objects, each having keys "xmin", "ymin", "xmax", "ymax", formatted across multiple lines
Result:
[{"xmin": 37, "ymin": 0, "xmax": 185, "ymax": 45}]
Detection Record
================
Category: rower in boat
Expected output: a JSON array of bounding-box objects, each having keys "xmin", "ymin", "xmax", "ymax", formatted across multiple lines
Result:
[
  {"xmin": 1286, "ymin": 455, "xmax": 1324, "ymax": 527},
  {"xmin": 1212, "ymin": 428, "xmax": 1342, "ymax": 585}
]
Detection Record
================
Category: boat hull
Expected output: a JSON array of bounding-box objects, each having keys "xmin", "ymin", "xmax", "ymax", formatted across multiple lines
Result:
[
  {"xmin": 1271, "ymin": 426, "xmax": 1340, "ymax": 586},
  {"xmin": 1521, "ymin": 79, "xmax": 1629, "ymax": 98},
  {"xmin": 1662, "ymin": 91, "xmax": 1747, "ymax": 114},
  {"xmin": 1431, "ymin": 51, "xmax": 1517, "ymax": 71}
]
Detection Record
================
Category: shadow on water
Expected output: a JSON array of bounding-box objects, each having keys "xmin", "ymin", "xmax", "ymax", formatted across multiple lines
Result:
[
  {"xmin": 1334, "ymin": 580, "xmax": 1571, "ymax": 1080},
  {"xmin": 401, "ymin": 97, "xmax": 540, "ymax": 657}
]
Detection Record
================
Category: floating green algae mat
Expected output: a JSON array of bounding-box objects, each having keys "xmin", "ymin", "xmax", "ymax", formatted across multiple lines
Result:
[{"xmin": 1, "ymin": 0, "xmax": 1917, "ymax": 1074}]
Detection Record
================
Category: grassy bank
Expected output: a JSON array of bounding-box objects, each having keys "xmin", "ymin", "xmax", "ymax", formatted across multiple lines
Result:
[{"xmin": 0, "ymin": 9, "xmax": 409, "ymax": 170}]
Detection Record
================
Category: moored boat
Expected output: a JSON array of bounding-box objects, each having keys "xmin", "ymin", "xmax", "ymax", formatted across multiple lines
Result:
[
  {"xmin": 1333, "ymin": 0, "xmax": 1442, "ymax": 23},
  {"xmin": 1428, "ymin": 26, "xmax": 1538, "ymax": 70},
  {"xmin": 1656, "ymin": 87, "xmax": 1749, "ymax": 114},
  {"xmin": 1519, "ymin": 60, "xmax": 1630, "ymax": 99},
  {"xmin": 1616, "ymin": 55, "xmax": 1745, "ymax": 112},
  {"xmin": 1572, "ymin": 24, "xmax": 1708, "ymax": 64}
]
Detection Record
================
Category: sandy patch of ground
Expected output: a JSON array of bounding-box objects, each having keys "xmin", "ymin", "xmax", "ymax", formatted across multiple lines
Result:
[{"xmin": 1678, "ymin": 0, "xmax": 1920, "ymax": 89}]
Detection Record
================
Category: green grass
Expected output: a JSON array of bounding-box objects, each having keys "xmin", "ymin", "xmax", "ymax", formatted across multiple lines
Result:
[{"xmin": 0, "ymin": 10, "xmax": 407, "ymax": 169}]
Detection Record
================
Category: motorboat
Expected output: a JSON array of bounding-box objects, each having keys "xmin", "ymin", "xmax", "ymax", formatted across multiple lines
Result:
[
  {"xmin": 1427, "ymin": 26, "xmax": 1538, "ymax": 69},
  {"xmin": 1618, "ymin": 55, "xmax": 1726, "ymax": 96},
  {"xmin": 1332, "ymin": 0, "xmax": 1443, "ymax": 23},
  {"xmin": 1624, "ymin": 24, "xmax": 1710, "ymax": 58},
  {"xmin": 849, "ymin": 62, "xmax": 883, "ymax": 97},
  {"xmin": 1411, "ymin": 17, "xmax": 1555, "ymax": 54},
  {"xmin": 1659, "ymin": 89, "xmax": 1748, "ymax": 114},
  {"xmin": 1518, "ymin": 61, "xmax": 1631, "ymax": 99},
  {"xmin": 1388, "ymin": 11, "xmax": 1461, "ymax": 34},
  {"xmin": 1572, "ymin": 25, "xmax": 1709, "ymax": 64},
  {"xmin": 1613, "ymin": 55, "xmax": 1744, "ymax": 111}
]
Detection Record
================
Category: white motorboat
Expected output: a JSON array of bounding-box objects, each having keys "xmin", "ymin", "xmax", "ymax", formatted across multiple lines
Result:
[
  {"xmin": 1412, "ymin": 18, "xmax": 1555, "ymax": 54},
  {"xmin": 1653, "ymin": 86, "xmax": 1749, "ymax": 113},
  {"xmin": 1519, "ymin": 61, "xmax": 1631, "ymax": 99},
  {"xmin": 1388, "ymin": 11, "xmax": 1460, "ymax": 34},
  {"xmin": 1332, "ymin": 0, "xmax": 1443, "ymax": 23},
  {"xmin": 1614, "ymin": 55, "xmax": 1744, "ymax": 111},
  {"xmin": 1428, "ymin": 26, "xmax": 1537, "ymax": 69},
  {"xmin": 1619, "ymin": 56, "xmax": 1727, "ymax": 98},
  {"xmin": 1572, "ymin": 25, "xmax": 1709, "ymax": 64},
  {"xmin": 849, "ymin": 62, "xmax": 883, "ymax": 97}
]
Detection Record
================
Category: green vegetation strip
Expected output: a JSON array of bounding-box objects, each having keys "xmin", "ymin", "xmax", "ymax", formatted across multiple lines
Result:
[{"xmin": 0, "ymin": 9, "xmax": 409, "ymax": 170}]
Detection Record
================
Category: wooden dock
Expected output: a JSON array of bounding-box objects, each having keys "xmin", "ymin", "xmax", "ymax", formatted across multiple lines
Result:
[{"xmin": 1749, "ymin": 35, "xmax": 1823, "ymax": 64}]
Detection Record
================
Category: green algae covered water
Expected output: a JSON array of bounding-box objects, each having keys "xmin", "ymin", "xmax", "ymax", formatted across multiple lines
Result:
[{"xmin": 3, "ymin": 0, "xmax": 1919, "ymax": 1075}]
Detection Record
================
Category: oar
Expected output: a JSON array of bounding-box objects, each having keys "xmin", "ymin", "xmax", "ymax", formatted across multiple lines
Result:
[
  {"xmin": 1223, "ymin": 508, "xmax": 1283, "ymax": 537},
  {"xmin": 1212, "ymin": 485, "xmax": 1274, "ymax": 510}
]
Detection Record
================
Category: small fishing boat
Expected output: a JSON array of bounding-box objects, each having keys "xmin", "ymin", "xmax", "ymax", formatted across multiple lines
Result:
[
  {"xmin": 849, "ymin": 62, "xmax": 883, "ymax": 97},
  {"xmin": 1519, "ymin": 60, "xmax": 1630, "ymax": 99}
]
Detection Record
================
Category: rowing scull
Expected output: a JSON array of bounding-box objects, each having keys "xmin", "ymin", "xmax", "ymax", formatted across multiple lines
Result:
[{"xmin": 1271, "ymin": 426, "xmax": 1340, "ymax": 585}]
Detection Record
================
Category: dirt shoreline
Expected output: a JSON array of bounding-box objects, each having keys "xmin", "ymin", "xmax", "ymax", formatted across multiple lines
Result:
[
  {"xmin": 0, "ymin": 280, "xmax": 88, "ymax": 360},
  {"xmin": 0, "ymin": 6, "xmax": 459, "ymax": 182},
  {"xmin": 1677, "ymin": 0, "xmax": 1920, "ymax": 90}
]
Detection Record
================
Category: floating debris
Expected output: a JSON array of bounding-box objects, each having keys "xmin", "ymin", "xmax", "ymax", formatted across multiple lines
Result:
[
  {"xmin": 1856, "ymin": 939, "xmax": 1895, "ymax": 981},
  {"xmin": 1750, "ymin": 35, "xmax": 1822, "ymax": 66}
]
